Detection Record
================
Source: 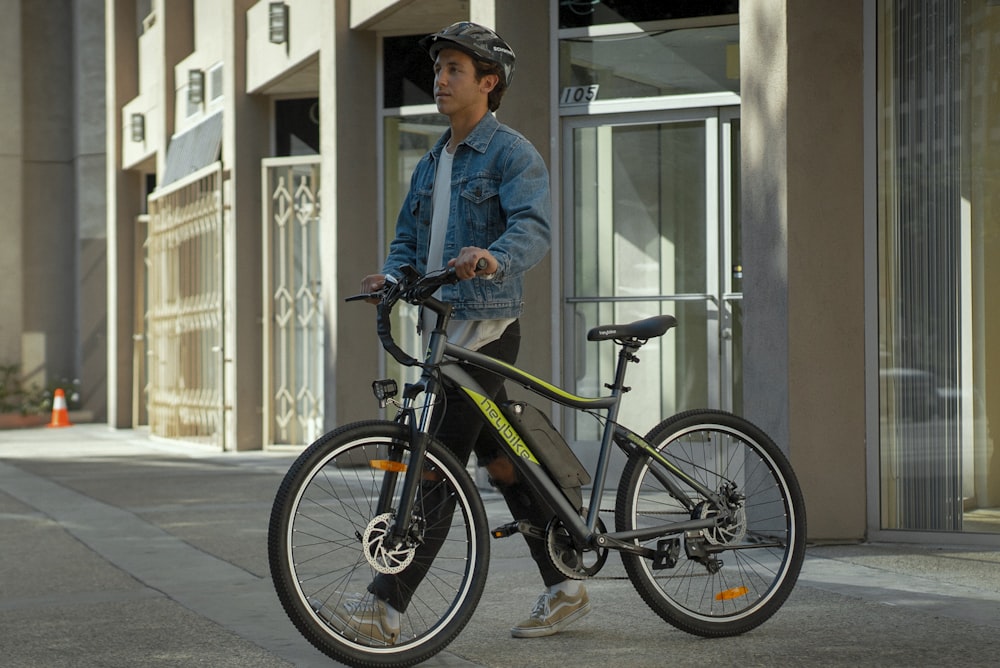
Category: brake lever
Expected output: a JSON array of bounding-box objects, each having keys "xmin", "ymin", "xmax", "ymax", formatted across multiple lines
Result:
[{"xmin": 344, "ymin": 273, "xmax": 402, "ymax": 304}]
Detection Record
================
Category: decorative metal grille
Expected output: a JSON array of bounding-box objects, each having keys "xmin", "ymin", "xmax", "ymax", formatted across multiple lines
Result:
[
  {"xmin": 263, "ymin": 157, "xmax": 323, "ymax": 446},
  {"xmin": 146, "ymin": 164, "xmax": 224, "ymax": 446}
]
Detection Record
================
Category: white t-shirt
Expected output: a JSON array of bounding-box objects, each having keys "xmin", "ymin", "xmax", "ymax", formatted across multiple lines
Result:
[{"xmin": 424, "ymin": 145, "xmax": 514, "ymax": 351}]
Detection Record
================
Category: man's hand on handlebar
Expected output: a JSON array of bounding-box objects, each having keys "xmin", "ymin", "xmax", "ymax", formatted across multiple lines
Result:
[
  {"xmin": 359, "ymin": 273, "xmax": 387, "ymax": 304},
  {"xmin": 448, "ymin": 247, "xmax": 496, "ymax": 280},
  {"xmin": 351, "ymin": 251, "xmax": 494, "ymax": 304}
]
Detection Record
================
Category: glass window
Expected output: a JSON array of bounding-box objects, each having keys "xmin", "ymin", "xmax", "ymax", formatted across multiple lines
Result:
[
  {"xmin": 560, "ymin": 24, "xmax": 740, "ymax": 103},
  {"xmin": 559, "ymin": 0, "xmax": 738, "ymax": 29},
  {"xmin": 383, "ymin": 35, "xmax": 434, "ymax": 108},
  {"xmin": 878, "ymin": 0, "xmax": 1000, "ymax": 533},
  {"xmin": 275, "ymin": 98, "xmax": 319, "ymax": 156},
  {"xmin": 382, "ymin": 114, "xmax": 448, "ymax": 381},
  {"xmin": 570, "ymin": 120, "xmax": 710, "ymax": 439},
  {"xmin": 274, "ymin": 97, "xmax": 319, "ymax": 156}
]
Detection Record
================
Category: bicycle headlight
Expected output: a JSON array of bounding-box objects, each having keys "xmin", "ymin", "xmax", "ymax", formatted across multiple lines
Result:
[{"xmin": 372, "ymin": 379, "xmax": 399, "ymax": 407}]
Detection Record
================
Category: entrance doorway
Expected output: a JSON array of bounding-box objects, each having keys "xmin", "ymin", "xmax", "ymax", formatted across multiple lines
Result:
[
  {"xmin": 262, "ymin": 156, "xmax": 323, "ymax": 447},
  {"xmin": 562, "ymin": 107, "xmax": 741, "ymax": 444}
]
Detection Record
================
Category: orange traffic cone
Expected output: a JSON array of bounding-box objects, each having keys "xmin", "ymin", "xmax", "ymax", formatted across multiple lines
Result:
[{"xmin": 47, "ymin": 388, "xmax": 73, "ymax": 428}]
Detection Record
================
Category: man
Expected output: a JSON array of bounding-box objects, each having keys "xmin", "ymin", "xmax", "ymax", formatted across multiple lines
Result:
[{"xmin": 317, "ymin": 22, "xmax": 590, "ymax": 643}]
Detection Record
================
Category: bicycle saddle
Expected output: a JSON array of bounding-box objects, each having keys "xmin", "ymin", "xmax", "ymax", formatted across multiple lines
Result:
[{"xmin": 587, "ymin": 314, "xmax": 677, "ymax": 342}]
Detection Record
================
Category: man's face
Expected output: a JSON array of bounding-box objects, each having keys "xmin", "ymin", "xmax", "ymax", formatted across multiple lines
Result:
[{"xmin": 432, "ymin": 47, "xmax": 497, "ymax": 118}]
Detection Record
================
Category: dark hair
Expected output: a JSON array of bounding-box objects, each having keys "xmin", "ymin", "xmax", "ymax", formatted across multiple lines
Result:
[{"xmin": 474, "ymin": 59, "xmax": 507, "ymax": 111}]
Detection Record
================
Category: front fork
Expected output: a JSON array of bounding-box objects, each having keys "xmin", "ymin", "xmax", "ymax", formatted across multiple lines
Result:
[{"xmin": 375, "ymin": 377, "xmax": 441, "ymax": 547}]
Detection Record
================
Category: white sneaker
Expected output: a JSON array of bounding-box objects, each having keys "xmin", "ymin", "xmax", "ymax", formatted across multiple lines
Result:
[
  {"xmin": 310, "ymin": 594, "xmax": 400, "ymax": 645},
  {"xmin": 511, "ymin": 585, "xmax": 591, "ymax": 638}
]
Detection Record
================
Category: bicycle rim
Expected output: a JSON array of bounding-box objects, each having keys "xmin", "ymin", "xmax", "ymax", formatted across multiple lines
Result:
[
  {"xmin": 617, "ymin": 410, "xmax": 806, "ymax": 637},
  {"xmin": 268, "ymin": 421, "xmax": 489, "ymax": 667}
]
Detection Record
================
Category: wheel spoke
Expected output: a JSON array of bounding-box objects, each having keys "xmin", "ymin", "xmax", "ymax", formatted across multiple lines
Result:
[
  {"xmin": 268, "ymin": 423, "xmax": 489, "ymax": 665},
  {"xmin": 616, "ymin": 411, "xmax": 805, "ymax": 636}
]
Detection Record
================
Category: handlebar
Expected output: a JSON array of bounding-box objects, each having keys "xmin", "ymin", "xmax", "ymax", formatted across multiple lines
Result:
[{"xmin": 346, "ymin": 261, "xmax": 485, "ymax": 366}]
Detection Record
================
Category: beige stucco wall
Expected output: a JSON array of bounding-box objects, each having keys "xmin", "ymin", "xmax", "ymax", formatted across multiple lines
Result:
[{"xmin": 246, "ymin": 0, "xmax": 322, "ymax": 95}]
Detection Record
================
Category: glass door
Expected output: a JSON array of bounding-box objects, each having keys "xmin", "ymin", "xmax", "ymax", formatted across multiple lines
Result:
[{"xmin": 563, "ymin": 107, "xmax": 740, "ymax": 443}]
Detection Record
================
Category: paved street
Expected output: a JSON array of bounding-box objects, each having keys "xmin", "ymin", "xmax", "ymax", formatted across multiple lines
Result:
[{"xmin": 2, "ymin": 424, "xmax": 999, "ymax": 667}]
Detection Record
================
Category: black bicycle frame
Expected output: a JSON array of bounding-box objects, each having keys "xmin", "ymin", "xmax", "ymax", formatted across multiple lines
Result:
[{"xmin": 378, "ymin": 288, "xmax": 725, "ymax": 557}]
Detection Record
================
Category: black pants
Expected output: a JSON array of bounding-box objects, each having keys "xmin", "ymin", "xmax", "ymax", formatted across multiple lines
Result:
[{"xmin": 370, "ymin": 321, "xmax": 565, "ymax": 613}]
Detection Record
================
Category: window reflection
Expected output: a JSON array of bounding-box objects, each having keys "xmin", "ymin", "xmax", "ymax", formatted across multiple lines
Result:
[
  {"xmin": 878, "ymin": 0, "xmax": 999, "ymax": 533},
  {"xmin": 560, "ymin": 25, "xmax": 740, "ymax": 101}
]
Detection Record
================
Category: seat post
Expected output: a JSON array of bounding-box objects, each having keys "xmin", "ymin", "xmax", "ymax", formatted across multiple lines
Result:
[{"xmin": 607, "ymin": 340, "xmax": 642, "ymax": 394}]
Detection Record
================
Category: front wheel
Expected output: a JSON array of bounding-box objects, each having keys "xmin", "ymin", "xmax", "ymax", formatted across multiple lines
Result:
[
  {"xmin": 616, "ymin": 410, "xmax": 806, "ymax": 637},
  {"xmin": 268, "ymin": 421, "xmax": 489, "ymax": 667}
]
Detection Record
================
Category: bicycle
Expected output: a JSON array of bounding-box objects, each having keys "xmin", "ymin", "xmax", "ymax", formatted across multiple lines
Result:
[{"xmin": 268, "ymin": 264, "xmax": 806, "ymax": 668}]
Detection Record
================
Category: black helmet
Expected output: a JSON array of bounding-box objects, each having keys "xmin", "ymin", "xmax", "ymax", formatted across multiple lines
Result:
[{"xmin": 420, "ymin": 22, "xmax": 516, "ymax": 88}]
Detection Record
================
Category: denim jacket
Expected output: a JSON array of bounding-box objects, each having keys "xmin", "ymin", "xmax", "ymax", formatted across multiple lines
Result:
[{"xmin": 382, "ymin": 113, "xmax": 551, "ymax": 321}]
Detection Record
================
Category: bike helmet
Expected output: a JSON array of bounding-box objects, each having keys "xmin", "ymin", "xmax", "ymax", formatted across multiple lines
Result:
[{"xmin": 420, "ymin": 22, "xmax": 516, "ymax": 88}]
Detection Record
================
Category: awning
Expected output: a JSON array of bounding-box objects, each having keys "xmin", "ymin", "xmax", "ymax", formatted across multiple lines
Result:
[{"xmin": 161, "ymin": 112, "xmax": 223, "ymax": 187}]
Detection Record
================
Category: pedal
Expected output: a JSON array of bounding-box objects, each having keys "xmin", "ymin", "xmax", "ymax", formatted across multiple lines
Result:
[
  {"xmin": 491, "ymin": 520, "xmax": 545, "ymax": 540},
  {"xmin": 652, "ymin": 537, "xmax": 680, "ymax": 570},
  {"xmin": 491, "ymin": 521, "xmax": 520, "ymax": 539}
]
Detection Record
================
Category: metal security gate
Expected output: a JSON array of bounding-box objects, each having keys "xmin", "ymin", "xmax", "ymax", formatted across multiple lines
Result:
[
  {"xmin": 262, "ymin": 157, "xmax": 323, "ymax": 447},
  {"xmin": 146, "ymin": 164, "xmax": 225, "ymax": 446}
]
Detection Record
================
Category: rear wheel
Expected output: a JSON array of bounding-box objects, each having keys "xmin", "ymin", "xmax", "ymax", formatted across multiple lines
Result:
[
  {"xmin": 616, "ymin": 410, "xmax": 806, "ymax": 637},
  {"xmin": 268, "ymin": 421, "xmax": 489, "ymax": 667}
]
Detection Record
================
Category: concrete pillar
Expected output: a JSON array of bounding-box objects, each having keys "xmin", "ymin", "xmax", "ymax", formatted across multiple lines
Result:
[
  {"xmin": 327, "ymin": 0, "xmax": 380, "ymax": 428},
  {"xmin": 224, "ymin": 0, "xmax": 269, "ymax": 450},
  {"xmin": 495, "ymin": 0, "xmax": 554, "ymax": 385},
  {"xmin": 21, "ymin": 3, "xmax": 76, "ymax": 391},
  {"xmin": 105, "ymin": 0, "xmax": 140, "ymax": 427},
  {"xmin": 741, "ymin": 0, "xmax": 866, "ymax": 540},
  {"xmin": 74, "ymin": 0, "xmax": 108, "ymax": 420},
  {"xmin": 0, "ymin": 0, "xmax": 24, "ymax": 369}
]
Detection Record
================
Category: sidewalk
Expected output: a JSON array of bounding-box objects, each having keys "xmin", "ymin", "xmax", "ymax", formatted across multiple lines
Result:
[{"xmin": 1, "ymin": 424, "xmax": 999, "ymax": 667}]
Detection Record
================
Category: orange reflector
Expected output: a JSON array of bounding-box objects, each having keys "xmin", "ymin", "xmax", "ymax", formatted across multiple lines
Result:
[
  {"xmin": 370, "ymin": 460, "xmax": 408, "ymax": 473},
  {"xmin": 715, "ymin": 586, "xmax": 749, "ymax": 601}
]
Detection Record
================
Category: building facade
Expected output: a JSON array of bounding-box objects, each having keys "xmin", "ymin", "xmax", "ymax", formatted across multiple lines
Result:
[
  {"xmin": 53, "ymin": 0, "xmax": 988, "ymax": 546},
  {"xmin": 1, "ymin": 0, "xmax": 106, "ymax": 418}
]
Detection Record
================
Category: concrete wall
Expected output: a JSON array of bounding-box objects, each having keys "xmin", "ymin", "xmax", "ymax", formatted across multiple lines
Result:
[
  {"xmin": 106, "ymin": 0, "xmax": 141, "ymax": 427},
  {"xmin": 328, "ymin": 0, "xmax": 379, "ymax": 427},
  {"xmin": 74, "ymin": 0, "xmax": 108, "ymax": 419},
  {"xmin": 0, "ymin": 0, "xmax": 107, "ymax": 418},
  {"xmin": 21, "ymin": 2, "xmax": 76, "ymax": 392},
  {"xmin": 496, "ymin": 0, "xmax": 555, "ymax": 389},
  {"xmin": 742, "ymin": 0, "xmax": 866, "ymax": 540},
  {"xmin": 224, "ymin": 0, "xmax": 269, "ymax": 450},
  {"xmin": 0, "ymin": 0, "xmax": 24, "ymax": 369}
]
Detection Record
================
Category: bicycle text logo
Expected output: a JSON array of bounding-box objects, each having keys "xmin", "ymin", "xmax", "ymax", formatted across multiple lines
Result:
[{"xmin": 464, "ymin": 389, "xmax": 540, "ymax": 465}]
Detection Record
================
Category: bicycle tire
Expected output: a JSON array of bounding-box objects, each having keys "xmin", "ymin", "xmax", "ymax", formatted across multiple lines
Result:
[
  {"xmin": 268, "ymin": 421, "xmax": 489, "ymax": 667},
  {"xmin": 615, "ymin": 409, "xmax": 806, "ymax": 637}
]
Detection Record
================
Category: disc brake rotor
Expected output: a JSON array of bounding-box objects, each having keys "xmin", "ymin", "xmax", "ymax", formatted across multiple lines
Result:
[
  {"xmin": 362, "ymin": 512, "xmax": 416, "ymax": 574},
  {"xmin": 700, "ymin": 503, "xmax": 747, "ymax": 546}
]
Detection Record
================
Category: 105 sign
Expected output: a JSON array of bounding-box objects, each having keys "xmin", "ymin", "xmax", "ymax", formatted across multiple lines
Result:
[{"xmin": 560, "ymin": 85, "xmax": 599, "ymax": 105}]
